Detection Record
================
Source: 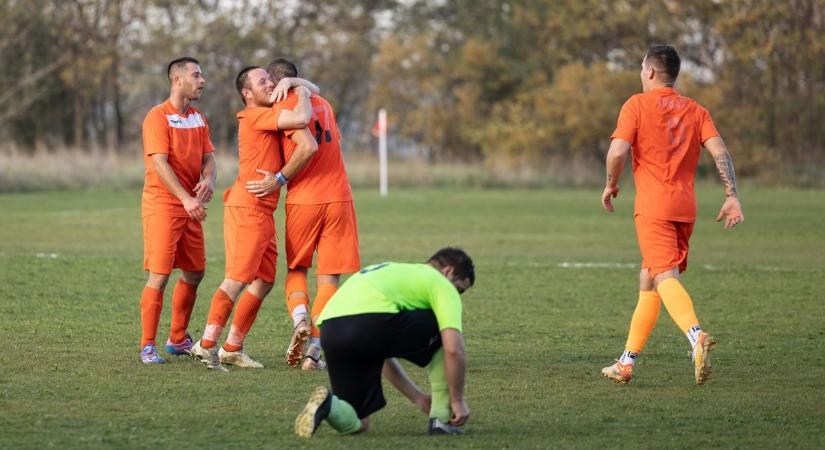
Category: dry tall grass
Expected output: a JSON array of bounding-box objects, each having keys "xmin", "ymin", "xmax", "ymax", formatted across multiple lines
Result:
[
  {"xmin": 6, "ymin": 146, "xmax": 813, "ymax": 193},
  {"xmin": 0, "ymin": 146, "xmax": 606, "ymax": 193}
]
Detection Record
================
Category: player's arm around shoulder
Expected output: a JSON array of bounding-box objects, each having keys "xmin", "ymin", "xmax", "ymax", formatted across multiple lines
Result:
[
  {"xmin": 270, "ymin": 77, "xmax": 320, "ymax": 103},
  {"xmin": 275, "ymin": 87, "xmax": 313, "ymax": 130},
  {"xmin": 703, "ymin": 136, "xmax": 745, "ymax": 229},
  {"xmin": 440, "ymin": 328, "xmax": 470, "ymax": 426}
]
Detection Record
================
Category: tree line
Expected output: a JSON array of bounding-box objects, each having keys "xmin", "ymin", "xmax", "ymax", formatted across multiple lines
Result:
[{"xmin": 1, "ymin": 0, "xmax": 823, "ymax": 181}]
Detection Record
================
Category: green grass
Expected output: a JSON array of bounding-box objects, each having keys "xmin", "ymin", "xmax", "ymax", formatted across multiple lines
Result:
[{"xmin": 0, "ymin": 185, "xmax": 823, "ymax": 449}]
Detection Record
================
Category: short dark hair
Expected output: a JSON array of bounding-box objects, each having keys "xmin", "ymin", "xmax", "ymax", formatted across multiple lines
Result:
[
  {"xmin": 235, "ymin": 65, "xmax": 261, "ymax": 104},
  {"xmin": 645, "ymin": 44, "xmax": 680, "ymax": 83},
  {"xmin": 427, "ymin": 247, "xmax": 475, "ymax": 286},
  {"xmin": 167, "ymin": 56, "xmax": 199, "ymax": 81},
  {"xmin": 266, "ymin": 58, "xmax": 298, "ymax": 83}
]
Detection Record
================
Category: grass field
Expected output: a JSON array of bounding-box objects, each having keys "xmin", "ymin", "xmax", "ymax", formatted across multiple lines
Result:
[{"xmin": 1, "ymin": 185, "xmax": 823, "ymax": 449}]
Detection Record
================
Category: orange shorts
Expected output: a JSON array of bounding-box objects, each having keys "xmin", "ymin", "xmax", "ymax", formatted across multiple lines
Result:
[
  {"xmin": 635, "ymin": 214, "xmax": 695, "ymax": 277},
  {"xmin": 285, "ymin": 201, "xmax": 360, "ymax": 275},
  {"xmin": 142, "ymin": 214, "xmax": 205, "ymax": 274},
  {"xmin": 224, "ymin": 206, "xmax": 278, "ymax": 284}
]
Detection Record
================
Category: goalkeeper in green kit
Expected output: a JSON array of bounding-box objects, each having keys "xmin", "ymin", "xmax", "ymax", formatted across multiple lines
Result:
[{"xmin": 294, "ymin": 247, "xmax": 475, "ymax": 437}]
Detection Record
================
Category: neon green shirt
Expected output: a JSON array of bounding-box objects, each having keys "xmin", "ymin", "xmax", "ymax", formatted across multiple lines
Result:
[{"xmin": 318, "ymin": 262, "xmax": 463, "ymax": 332}]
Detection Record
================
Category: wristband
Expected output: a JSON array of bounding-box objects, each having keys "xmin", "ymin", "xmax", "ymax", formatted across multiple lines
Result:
[{"xmin": 275, "ymin": 171, "xmax": 289, "ymax": 186}]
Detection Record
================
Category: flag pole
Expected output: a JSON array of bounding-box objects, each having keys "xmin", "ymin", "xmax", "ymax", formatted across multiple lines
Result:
[{"xmin": 378, "ymin": 109, "xmax": 388, "ymax": 198}]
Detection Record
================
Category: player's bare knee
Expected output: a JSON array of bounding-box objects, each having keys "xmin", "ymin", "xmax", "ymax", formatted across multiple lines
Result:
[
  {"xmin": 181, "ymin": 270, "xmax": 205, "ymax": 286},
  {"xmin": 652, "ymin": 268, "xmax": 679, "ymax": 289},
  {"xmin": 639, "ymin": 269, "xmax": 654, "ymax": 291},
  {"xmin": 146, "ymin": 272, "xmax": 170, "ymax": 290},
  {"xmin": 317, "ymin": 274, "xmax": 340, "ymax": 287},
  {"xmin": 249, "ymin": 279, "xmax": 274, "ymax": 298},
  {"xmin": 220, "ymin": 279, "xmax": 246, "ymax": 299}
]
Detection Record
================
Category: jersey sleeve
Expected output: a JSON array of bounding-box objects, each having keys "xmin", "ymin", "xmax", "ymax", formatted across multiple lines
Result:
[
  {"xmin": 142, "ymin": 110, "xmax": 169, "ymax": 157},
  {"xmin": 610, "ymin": 96, "xmax": 638, "ymax": 143},
  {"xmin": 428, "ymin": 275, "xmax": 463, "ymax": 332},
  {"xmin": 249, "ymin": 108, "xmax": 283, "ymax": 132},
  {"xmin": 699, "ymin": 107, "xmax": 720, "ymax": 143},
  {"xmin": 201, "ymin": 114, "xmax": 216, "ymax": 153}
]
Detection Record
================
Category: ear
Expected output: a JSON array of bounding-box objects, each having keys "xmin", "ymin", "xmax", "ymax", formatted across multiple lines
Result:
[
  {"xmin": 441, "ymin": 265, "xmax": 455, "ymax": 279},
  {"xmin": 646, "ymin": 65, "xmax": 656, "ymax": 81}
]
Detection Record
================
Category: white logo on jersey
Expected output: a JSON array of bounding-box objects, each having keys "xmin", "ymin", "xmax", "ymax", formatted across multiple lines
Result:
[{"xmin": 166, "ymin": 112, "xmax": 205, "ymax": 129}]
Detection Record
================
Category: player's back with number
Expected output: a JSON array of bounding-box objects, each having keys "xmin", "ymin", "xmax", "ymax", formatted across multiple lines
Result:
[
  {"xmin": 613, "ymin": 89, "xmax": 719, "ymax": 222},
  {"xmin": 277, "ymin": 93, "xmax": 352, "ymax": 205}
]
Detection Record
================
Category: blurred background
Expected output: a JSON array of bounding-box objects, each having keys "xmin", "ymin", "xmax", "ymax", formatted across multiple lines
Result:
[{"xmin": 1, "ymin": 0, "xmax": 823, "ymax": 191}]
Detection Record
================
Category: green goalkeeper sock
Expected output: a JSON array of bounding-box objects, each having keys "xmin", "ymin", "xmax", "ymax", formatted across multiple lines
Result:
[
  {"xmin": 326, "ymin": 395, "xmax": 362, "ymax": 435},
  {"xmin": 426, "ymin": 348, "xmax": 451, "ymax": 422}
]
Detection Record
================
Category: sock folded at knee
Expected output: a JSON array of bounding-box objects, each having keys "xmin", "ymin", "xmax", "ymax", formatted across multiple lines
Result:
[
  {"xmin": 327, "ymin": 395, "xmax": 362, "ymax": 435},
  {"xmin": 624, "ymin": 290, "xmax": 661, "ymax": 353},
  {"xmin": 202, "ymin": 289, "xmax": 234, "ymax": 348},
  {"xmin": 170, "ymin": 278, "xmax": 198, "ymax": 343},
  {"xmin": 140, "ymin": 286, "xmax": 164, "ymax": 347},
  {"xmin": 223, "ymin": 291, "xmax": 263, "ymax": 352},
  {"xmin": 425, "ymin": 348, "xmax": 451, "ymax": 423},
  {"xmin": 657, "ymin": 278, "xmax": 700, "ymax": 334},
  {"xmin": 285, "ymin": 271, "xmax": 309, "ymax": 325},
  {"xmin": 310, "ymin": 283, "xmax": 337, "ymax": 337}
]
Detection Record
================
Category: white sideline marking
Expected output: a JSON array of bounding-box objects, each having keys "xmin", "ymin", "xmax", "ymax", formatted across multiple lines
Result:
[
  {"xmin": 36, "ymin": 253, "xmax": 59, "ymax": 259},
  {"xmin": 558, "ymin": 262, "xmax": 636, "ymax": 269},
  {"xmin": 554, "ymin": 261, "xmax": 799, "ymax": 273}
]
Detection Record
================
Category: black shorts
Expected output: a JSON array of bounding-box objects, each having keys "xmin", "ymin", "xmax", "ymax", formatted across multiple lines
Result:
[{"xmin": 320, "ymin": 310, "xmax": 442, "ymax": 419}]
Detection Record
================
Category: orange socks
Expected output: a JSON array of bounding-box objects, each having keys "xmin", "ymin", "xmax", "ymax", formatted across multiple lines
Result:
[
  {"xmin": 624, "ymin": 290, "xmax": 661, "ymax": 353},
  {"xmin": 310, "ymin": 283, "xmax": 337, "ymax": 338},
  {"xmin": 285, "ymin": 270, "xmax": 309, "ymax": 324},
  {"xmin": 202, "ymin": 289, "xmax": 234, "ymax": 348},
  {"xmin": 223, "ymin": 291, "xmax": 263, "ymax": 352},
  {"xmin": 169, "ymin": 279, "xmax": 198, "ymax": 343},
  {"xmin": 657, "ymin": 278, "xmax": 700, "ymax": 333},
  {"xmin": 139, "ymin": 286, "xmax": 164, "ymax": 347}
]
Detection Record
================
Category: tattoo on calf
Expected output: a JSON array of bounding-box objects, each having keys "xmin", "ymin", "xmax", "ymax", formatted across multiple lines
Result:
[{"xmin": 713, "ymin": 153, "xmax": 737, "ymax": 197}]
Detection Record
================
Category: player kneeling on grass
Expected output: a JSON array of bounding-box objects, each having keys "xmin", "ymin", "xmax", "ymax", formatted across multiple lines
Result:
[{"xmin": 294, "ymin": 247, "xmax": 474, "ymax": 437}]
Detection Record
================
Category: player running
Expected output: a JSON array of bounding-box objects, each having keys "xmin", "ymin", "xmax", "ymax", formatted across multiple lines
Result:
[
  {"xmin": 190, "ymin": 66, "xmax": 318, "ymax": 370},
  {"xmin": 294, "ymin": 247, "xmax": 474, "ymax": 437},
  {"xmin": 600, "ymin": 44, "xmax": 744, "ymax": 385},
  {"xmin": 260, "ymin": 58, "xmax": 360, "ymax": 370},
  {"xmin": 138, "ymin": 56, "xmax": 216, "ymax": 364}
]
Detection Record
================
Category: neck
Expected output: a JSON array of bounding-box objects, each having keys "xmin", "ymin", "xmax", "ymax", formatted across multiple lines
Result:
[
  {"xmin": 169, "ymin": 90, "xmax": 190, "ymax": 114},
  {"xmin": 644, "ymin": 82, "xmax": 673, "ymax": 93}
]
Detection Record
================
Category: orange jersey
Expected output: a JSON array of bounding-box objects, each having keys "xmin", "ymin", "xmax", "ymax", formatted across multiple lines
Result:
[
  {"xmin": 225, "ymin": 105, "xmax": 290, "ymax": 214},
  {"xmin": 141, "ymin": 100, "xmax": 215, "ymax": 217},
  {"xmin": 611, "ymin": 87, "xmax": 719, "ymax": 222},
  {"xmin": 278, "ymin": 93, "xmax": 353, "ymax": 205}
]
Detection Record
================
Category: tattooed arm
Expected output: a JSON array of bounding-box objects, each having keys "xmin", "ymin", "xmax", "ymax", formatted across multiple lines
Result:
[
  {"xmin": 602, "ymin": 138, "xmax": 631, "ymax": 212},
  {"xmin": 703, "ymin": 136, "xmax": 745, "ymax": 229}
]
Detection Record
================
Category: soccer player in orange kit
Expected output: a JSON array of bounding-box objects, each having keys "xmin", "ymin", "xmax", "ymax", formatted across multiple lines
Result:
[
  {"xmin": 262, "ymin": 58, "xmax": 361, "ymax": 370},
  {"xmin": 600, "ymin": 44, "xmax": 744, "ymax": 385},
  {"xmin": 190, "ymin": 66, "xmax": 319, "ymax": 370},
  {"xmin": 139, "ymin": 56, "xmax": 216, "ymax": 364}
]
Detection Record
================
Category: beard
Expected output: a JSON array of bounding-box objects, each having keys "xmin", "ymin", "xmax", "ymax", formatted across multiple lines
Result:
[
  {"xmin": 254, "ymin": 90, "xmax": 274, "ymax": 107},
  {"xmin": 185, "ymin": 82, "xmax": 204, "ymax": 101}
]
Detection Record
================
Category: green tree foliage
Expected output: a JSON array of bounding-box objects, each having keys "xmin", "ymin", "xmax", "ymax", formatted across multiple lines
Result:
[{"xmin": 0, "ymin": 0, "xmax": 822, "ymax": 180}]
